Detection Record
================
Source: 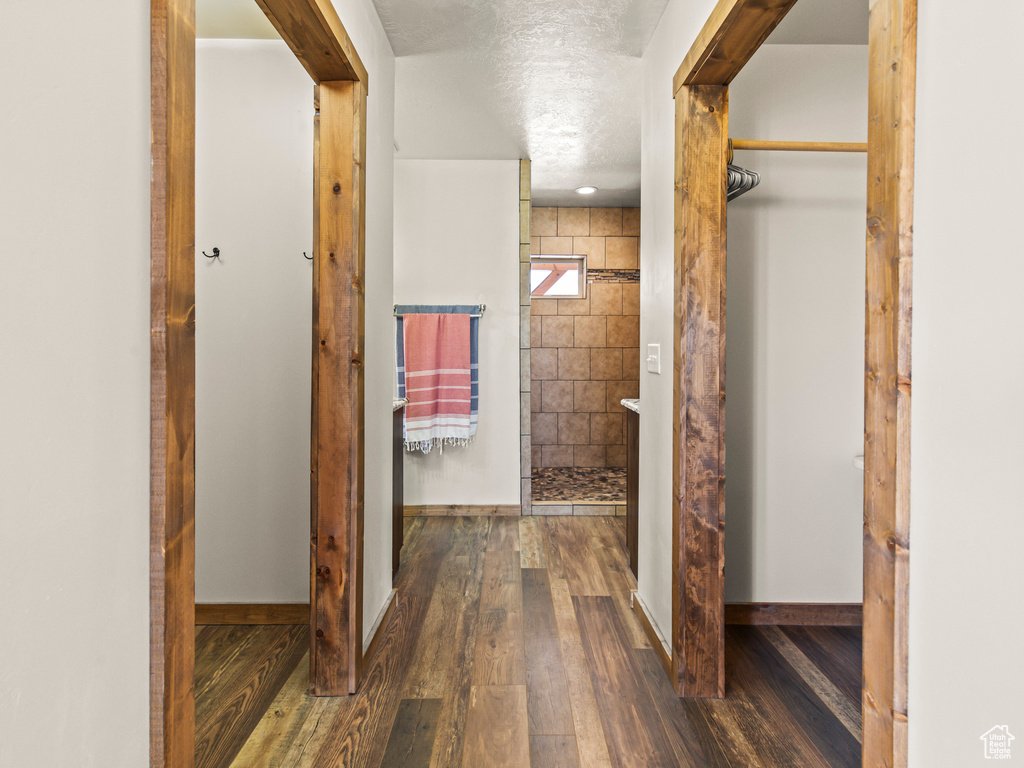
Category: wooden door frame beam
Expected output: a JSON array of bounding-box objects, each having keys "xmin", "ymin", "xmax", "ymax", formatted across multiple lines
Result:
[
  {"xmin": 254, "ymin": 0, "xmax": 368, "ymax": 85},
  {"xmin": 863, "ymin": 0, "xmax": 915, "ymax": 762},
  {"xmin": 150, "ymin": 0, "xmax": 368, "ymax": 763},
  {"xmin": 310, "ymin": 77, "xmax": 367, "ymax": 696},
  {"xmin": 670, "ymin": 1, "xmax": 916, "ymax": 767},
  {"xmin": 672, "ymin": 83, "xmax": 729, "ymax": 698},
  {"xmin": 673, "ymin": 0, "xmax": 798, "ymax": 92},
  {"xmin": 150, "ymin": 1, "xmax": 195, "ymax": 764}
]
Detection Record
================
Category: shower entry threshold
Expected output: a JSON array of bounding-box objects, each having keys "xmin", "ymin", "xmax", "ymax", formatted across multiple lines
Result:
[{"xmin": 531, "ymin": 467, "xmax": 626, "ymax": 516}]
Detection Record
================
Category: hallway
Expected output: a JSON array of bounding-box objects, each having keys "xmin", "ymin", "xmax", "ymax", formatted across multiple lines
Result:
[{"xmin": 196, "ymin": 516, "xmax": 861, "ymax": 767}]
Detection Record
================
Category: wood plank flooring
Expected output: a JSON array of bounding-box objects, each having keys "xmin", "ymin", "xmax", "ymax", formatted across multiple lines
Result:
[{"xmin": 196, "ymin": 517, "xmax": 862, "ymax": 767}]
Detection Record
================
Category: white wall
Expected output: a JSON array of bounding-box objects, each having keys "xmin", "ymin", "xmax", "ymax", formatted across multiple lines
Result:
[
  {"xmin": 195, "ymin": 0, "xmax": 397, "ymax": 644},
  {"xmin": 0, "ymin": 2, "xmax": 150, "ymax": 765},
  {"xmin": 195, "ymin": 40, "xmax": 313, "ymax": 605},
  {"xmin": 393, "ymin": 159, "xmax": 521, "ymax": 506},
  {"xmin": 724, "ymin": 45, "xmax": 866, "ymax": 603},
  {"xmin": 356, "ymin": 4, "xmax": 399, "ymax": 637},
  {"xmin": 910, "ymin": 2, "xmax": 1024, "ymax": 764},
  {"xmin": 637, "ymin": 0, "xmax": 722, "ymax": 644}
]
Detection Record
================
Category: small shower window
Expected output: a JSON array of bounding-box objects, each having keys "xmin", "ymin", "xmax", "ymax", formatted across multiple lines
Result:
[{"xmin": 530, "ymin": 255, "xmax": 586, "ymax": 299}]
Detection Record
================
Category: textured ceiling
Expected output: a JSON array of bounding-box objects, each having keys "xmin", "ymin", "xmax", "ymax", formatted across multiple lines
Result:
[
  {"xmin": 196, "ymin": 0, "xmax": 868, "ymax": 206},
  {"xmin": 378, "ymin": 0, "xmax": 668, "ymax": 206}
]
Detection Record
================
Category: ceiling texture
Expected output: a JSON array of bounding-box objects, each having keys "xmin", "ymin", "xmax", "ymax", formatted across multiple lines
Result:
[
  {"xmin": 197, "ymin": 0, "xmax": 868, "ymax": 207},
  {"xmin": 376, "ymin": 0, "xmax": 669, "ymax": 206}
]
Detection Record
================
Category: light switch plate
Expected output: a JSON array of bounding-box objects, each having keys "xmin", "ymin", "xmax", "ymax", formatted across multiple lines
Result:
[{"xmin": 646, "ymin": 343, "xmax": 661, "ymax": 374}]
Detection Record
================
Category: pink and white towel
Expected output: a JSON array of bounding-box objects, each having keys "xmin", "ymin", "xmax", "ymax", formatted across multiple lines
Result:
[{"xmin": 400, "ymin": 313, "xmax": 475, "ymax": 453}]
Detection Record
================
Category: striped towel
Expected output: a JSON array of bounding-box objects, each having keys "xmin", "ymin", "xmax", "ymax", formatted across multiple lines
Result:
[{"xmin": 396, "ymin": 306, "xmax": 480, "ymax": 453}]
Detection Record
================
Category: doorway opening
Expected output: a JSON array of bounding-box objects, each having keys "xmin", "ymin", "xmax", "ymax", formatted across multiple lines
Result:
[
  {"xmin": 150, "ymin": 0, "xmax": 369, "ymax": 763},
  {"xmin": 657, "ymin": 2, "xmax": 915, "ymax": 768},
  {"xmin": 526, "ymin": 205, "xmax": 641, "ymax": 571}
]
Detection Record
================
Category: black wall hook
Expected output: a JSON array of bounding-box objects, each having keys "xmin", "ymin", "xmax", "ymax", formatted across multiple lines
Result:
[
  {"xmin": 303, "ymin": 252, "xmax": 312, "ymax": 260},
  {"xmin": 203, "ymin": 247, "xmax": 221, "ymax": 260}
]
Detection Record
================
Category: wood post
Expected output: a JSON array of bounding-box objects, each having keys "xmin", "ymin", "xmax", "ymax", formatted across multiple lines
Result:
[
  {"xmin": 864, "ymin": 0, "xmax": 916, "ymax": 762},
  {"xmin": 150, "ymin": 0, "xmax": 196, "ymax": 762},
  {"xmin": 672, "ymin": 84, "xmax": 728, "ymax": 699},
  {"xmin": 310, "ymin": 79, "xmax": 367, "ymax": 696}
]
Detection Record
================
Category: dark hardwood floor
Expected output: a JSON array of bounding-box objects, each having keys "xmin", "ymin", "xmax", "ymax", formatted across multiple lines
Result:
[{"xmin": 196, "ymin": 517, "xmax": 862, "ymax": 767}]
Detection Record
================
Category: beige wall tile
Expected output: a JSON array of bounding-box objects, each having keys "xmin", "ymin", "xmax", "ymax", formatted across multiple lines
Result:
[
  {"xmin": 606, "ymin": 380, "xmax": 640, "ymax": 412},
  {"xmin": 621, "ymin": 282, "xmax": 640, "ymax": 315},
  {"xmin": 532, "ymin": 412, "xmax": 557, "ymax": 445},
  {"xmin": 573, "ymin": 445, "xmax": 606, "ymax": 468},
  {"xmin": 607, "ymin": 315, "xmax": 640, "ymax": 347},
  {"xmin": 542, "ymin": 380, "xmax": 573, "ymax": 412},
  {"xmin": 531, "ymin": 387, "xmax": 542, "ymax": 413},
  {"xmin": 622, "ymin": 348, "xmax": 640, "ymax": 379},
  {"xmin": 542, "ymin": 445, "xmax": 573, "ymax": 468},
  {"xmin": 520, "ymin": 349, "xmax": 531, "ymax": 391},
  {"xmin": 606, "ymin": 236, "xmax": 639, "ymax": 269},
  {"xmin": 521, "ymin": 392, "xmax": 531, "ymax": 432},
  {"xmin": 573, "ymin": 316, "xmax": 606, "ymax": 348},
  {"xmin": 521, "ymin": 435, "xmax": 531, "ymax": 478},
  {"xmin": 530, "ymin": 315, "xmax": 543, "ymax": 346},
  {"xmin": 531, "ymin": 206, "xmax": 558, "ymax": 237},
  {"xmin": 606, "ymin": 445, "xmax": 627, "ymax": 467},
  {"xmin": 574, "ymin": 380, "xmax": 607, "ymax": 412},
  {"xmin": 590, "ymin": 282, "xmax": 622, "ymax": 316},
  {"xmin": 557, "ymin": 296, "xmax": 590, "ymax": 315},
  {"xmin": 591, "ymin": 413, "xmax": 623, "ymax": 445},
  {"xmin": 622, "ymin": 207, "xmax": 640, "ymax": 236},
  {"xmin": 589, "ymin": 207, "xmax": 622, "ymax": 237},
  {"xmin": 532, "ymin": 347, "xmax": 558, "ymax": 380},
  {"xmin": 532, "ymin": 298, "xmax": 558, "ymax": 316},
  {"xmin": 532, "ymin": 445, "xmax": 543, "ymax": 467},
  {"xmin": 542, "ymin": 315, "xmax": 574, "ymax": 348},
  {"xmin": 520, "ymin": 262, "xmax": 530, "ymax": 299},
  {"xmin": 572, "ymin": 237, "xmax": 605, "ymax": 269},
  {"xmin": 573, "ymin": 505, "xmax": 613, "ymax": 516},
  {"xmin": 557, "ymin": 207, "xmax": 590, "ymax": 237},
  {"xmin": 590, "ymin": 348, "xmax": 622, "ymax": 380},
  {"xmin": 557, "ymin": 348, "xmax": 590, "ymax": 380},
  {"xmin": 558, "ymin": 412, "xmax": 590, "ymax": 445},
  {"xmin": 533, "ymin": 504, "xmax": 572, "ymax": 516},
  {"xmin": 540, "ymin": 236, "xmax": 573, "ymax": 255},
  {"xmin": 530, "ymin": 236, "xmax": 541, "ymax": 254},
  {"xmin": 521, "ymin": 306, "xmax": 531, "ymax": 348},
  {"xmin": 522, "ymin": 478, "xmax": 532, "ymax": 514}
]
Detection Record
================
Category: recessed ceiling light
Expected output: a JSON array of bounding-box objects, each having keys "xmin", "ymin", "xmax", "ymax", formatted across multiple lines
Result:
[{"xmin": 575, "ymin": 185, "xmax": 598, "ymax": 195}]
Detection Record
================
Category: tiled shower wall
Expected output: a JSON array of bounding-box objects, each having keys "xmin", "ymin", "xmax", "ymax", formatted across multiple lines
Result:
[
  {"xmin": 519, "ymin": 161, "xmax": 532, "ymax": 514},
  {"xmin": 529, "ymin": 207, "xmax": 640, "ymax": 469}
]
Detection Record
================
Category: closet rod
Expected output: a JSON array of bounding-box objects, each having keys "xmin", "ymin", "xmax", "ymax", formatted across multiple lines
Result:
[{"xmin": 729, "ymin": 138, "xmax": 867, "ymax": 162}]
